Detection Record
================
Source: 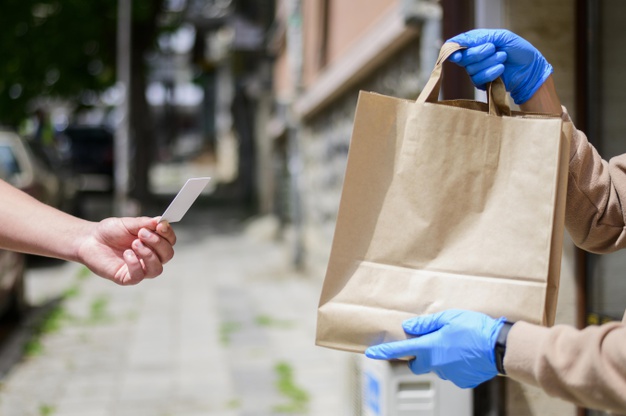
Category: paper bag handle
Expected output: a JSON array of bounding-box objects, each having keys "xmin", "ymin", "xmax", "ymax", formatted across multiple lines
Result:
[{"xmin": 417, "ymin": 42, "xmax": 511, "ymax": 117}]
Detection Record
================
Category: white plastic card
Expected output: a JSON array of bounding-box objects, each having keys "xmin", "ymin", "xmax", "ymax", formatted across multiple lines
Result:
[{"xmin": 160, "ymin": 177, "xmax": 211, "ymax": 223}]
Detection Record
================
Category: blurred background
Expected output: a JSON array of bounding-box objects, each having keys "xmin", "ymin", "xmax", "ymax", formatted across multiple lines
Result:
[{"xmin": 0, "ymin": 0, "xmax": 622, "ymax": 415}]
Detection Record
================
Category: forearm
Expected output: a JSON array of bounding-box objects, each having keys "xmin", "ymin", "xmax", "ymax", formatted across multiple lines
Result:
[
  {"xmin": 519, "ymin": 75, "xmax": 562, "ymax": 115},
  {"xmin": 0, "ymin": 179, "xmax": 93, "ymax": 262}
]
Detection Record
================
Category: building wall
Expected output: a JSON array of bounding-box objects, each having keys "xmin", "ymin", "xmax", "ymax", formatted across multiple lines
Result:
[
  {"xmin": 301, "ymin": 0, "xmax": 325, "ymax": 87},
  {"xmin": 300, "ymin": 42, "xmax": 422, "ymax": 278},
  {"xmin": 273, "ymin": 47, "xmax": 292, "ymax": 102},
  {"xmin": 271, "ymin": 0, "xmax": 292, "ymax": 102},
  {"xmin": 294, "ymin": 0, "xmax": 423, "ymax": 277},
  {"xmin": 300, "ymin": 0, "xmax": 398, "ymax": 89},
  {"xmin": 324, "ymin": 0, "xmax": 397, "ymax": 66}
]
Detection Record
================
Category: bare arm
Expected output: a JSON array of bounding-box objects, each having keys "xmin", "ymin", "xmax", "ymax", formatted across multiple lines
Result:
[
  {"xmin": 519, "ymin": 75, "xmax": 562, "ymax": 115},
  {"xmin": 0, "ymin": 179, "xmax": 177, "ymax": 285},
  {"xmin": 0, "ymin": 179, "xmax": 90, "ymax": 260}
]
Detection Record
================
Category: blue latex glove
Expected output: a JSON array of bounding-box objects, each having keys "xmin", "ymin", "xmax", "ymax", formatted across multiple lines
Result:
[
  {"xmin": 365, "ymin": 309, "xmax": 506, "ymax": 389},
  {"xmin": 446, "ymin": 29, "xmax": 553, "ymax": 104}
]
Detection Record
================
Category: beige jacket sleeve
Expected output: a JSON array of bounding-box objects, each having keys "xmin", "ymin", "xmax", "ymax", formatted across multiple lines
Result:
[
  {"xmin": 565, "ymin": 108, "xmax": 626, "ymax": 253},
  {"xmin": 504, "ymin": 109, "xmax": 626, "ymax": 414},
  {"xmin": 505, "ymin": 318, "xmax": 626, "ymax": 414}
]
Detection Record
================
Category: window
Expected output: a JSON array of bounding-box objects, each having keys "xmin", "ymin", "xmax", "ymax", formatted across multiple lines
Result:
[{"xmin": 0, "ymin": 145, "xmax": 21, "ymax": 177}]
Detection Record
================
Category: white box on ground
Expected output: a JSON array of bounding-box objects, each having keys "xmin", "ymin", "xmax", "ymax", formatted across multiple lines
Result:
[{"xmin": 360, "ymin": 356, "xmax": 472, "ymax": 416}]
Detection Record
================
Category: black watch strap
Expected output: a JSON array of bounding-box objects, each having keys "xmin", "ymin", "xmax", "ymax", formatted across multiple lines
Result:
[{"xmin": 495, "ymin": 321, "xmax": 514, "ymax": 375}]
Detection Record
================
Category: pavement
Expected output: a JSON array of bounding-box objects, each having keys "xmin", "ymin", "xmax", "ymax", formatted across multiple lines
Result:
[{"xmin": 0, "ymin": 203, "xmax": 356, "ymax": 416}]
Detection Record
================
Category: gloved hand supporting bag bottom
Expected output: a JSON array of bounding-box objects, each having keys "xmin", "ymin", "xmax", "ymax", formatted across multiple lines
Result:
[{"xmin": 315, "ymin": 42, "xmax": 572, "ymax": 354}]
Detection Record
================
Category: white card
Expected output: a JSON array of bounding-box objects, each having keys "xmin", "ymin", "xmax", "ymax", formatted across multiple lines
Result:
[{"xmin": 160, "ymin": 177, "xmax": 211, "ymax": 223}]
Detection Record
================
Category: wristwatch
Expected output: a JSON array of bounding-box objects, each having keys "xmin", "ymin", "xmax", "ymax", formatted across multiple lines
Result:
[{"xmin": 495, "ymin": 321, "xmax": 514, "ymax": 375}]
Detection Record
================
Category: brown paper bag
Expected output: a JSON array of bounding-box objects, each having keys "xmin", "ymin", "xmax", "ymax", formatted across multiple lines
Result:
[{"xmin": 315, "ymin": 42, "xmax": 572, "ymax": 354}]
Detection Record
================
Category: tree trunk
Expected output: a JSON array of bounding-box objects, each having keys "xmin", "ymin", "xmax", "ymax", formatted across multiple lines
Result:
[{"xmin": 129, "ymin": 0, "xmax": 163, "ymax": 206}]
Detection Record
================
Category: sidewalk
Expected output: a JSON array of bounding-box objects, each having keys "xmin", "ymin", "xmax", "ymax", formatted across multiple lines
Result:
[{"xmin": 0, "ymin": 206, "xmax": 355, "ymax": 416}]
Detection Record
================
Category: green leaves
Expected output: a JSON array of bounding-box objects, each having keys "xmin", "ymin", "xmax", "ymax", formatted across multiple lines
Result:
[{"xmin": 0, "ymin": 0, "xmax": 164, "ymax": 127}]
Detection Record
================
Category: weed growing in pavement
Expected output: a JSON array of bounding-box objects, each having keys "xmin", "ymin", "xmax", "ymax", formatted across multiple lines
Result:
[
  {"xmin": 87, "ymin": 295, "xmax": 111, "ymax": 324},
  {"xmin": 219, "ymin": 321, "xmax": 242, "ymax": 345},
  {"xmin": 59, "ymin": 267, "xmax": 87, "ymax": 300},
  {"xmin": 24, "ymin": 338, "xmax": 44, "ymax": 356},
  {"xmin": 273, "ymin": 361, "xmax": 309, "ymax": 414},
  {"xmin": 23, "ymin": 268, "xmax": 110, "ymax": 357},
  {"xmin": 76, "ymin": 266, "xmax": 91, "ymax": 280},
  {"xmin": 40, "ymin": 305, "xmax": 68, "ymax": 334},
  {"xmin": 226, "ymin": 398, "xmax": 241, "ymax": 409},
  {"xmin": 38, "ymin": 404, "xmax": 55, "ymax": 415},
  {"xmin": 255, "ymin": 314, "xmax": 294, "ymax": 329},
  {"xmin": 62, "ymin": 284, "xmax": 80, "ymax": 299},
  {"xmin": 24, "ymin": 304, "xmax": 69, "ymax": 357}
]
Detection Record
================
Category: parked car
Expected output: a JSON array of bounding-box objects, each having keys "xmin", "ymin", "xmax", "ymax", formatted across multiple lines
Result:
[
  {"xmin": 0, "ymin": 231, "xmax": 26, "ymax": 320},
  {"xmin": 0, "ymin": 161, "xmax": 27, "ymax": 320},
  {"xmin": 26, "ymin": 139, "xmax": 79, "ymax": 215},
  {"xmin": 0, "ymin": 130, "xmax": 69, "ymax": 210},
  {"xmin": 58, "ymin": 125, "xmax": 114, "ymax": 193},
  {"xmin": 0, "ymin": 129, "xmax": 82, "ymax": 320}
]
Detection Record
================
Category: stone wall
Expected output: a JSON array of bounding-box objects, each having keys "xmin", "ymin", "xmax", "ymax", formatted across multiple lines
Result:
[{"xmin": 299, "ymin": 42, "xmax": 422, "ymax": 277}]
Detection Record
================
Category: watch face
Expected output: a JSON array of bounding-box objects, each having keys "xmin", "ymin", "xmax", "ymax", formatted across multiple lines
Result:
[{"xmin": 499, "ymin": 322, "xmax": 513, "ymax": 343}]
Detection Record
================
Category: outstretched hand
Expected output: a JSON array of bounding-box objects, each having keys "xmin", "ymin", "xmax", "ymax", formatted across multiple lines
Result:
[{"xmin": 76, "ymin": 217, "xmax": 177, "ymax": 285}]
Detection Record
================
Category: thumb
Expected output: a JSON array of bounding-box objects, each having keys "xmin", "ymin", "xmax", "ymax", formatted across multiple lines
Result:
[{"xmin": 120, "ymin": 217, "xmax": 158, "ymax": 234}]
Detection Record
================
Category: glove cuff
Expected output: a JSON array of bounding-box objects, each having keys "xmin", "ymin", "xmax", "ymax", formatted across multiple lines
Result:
[{"xmin": 494, "ymin": 321, "xmax": 515, "ymax": 375}]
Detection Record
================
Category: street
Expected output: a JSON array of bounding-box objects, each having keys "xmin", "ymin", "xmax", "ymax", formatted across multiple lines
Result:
[{"xmin": 0, "ymin": 199, "xmax": 354, "ymax": 416}]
